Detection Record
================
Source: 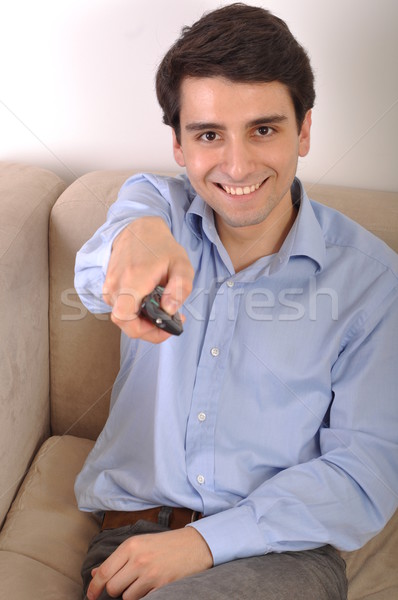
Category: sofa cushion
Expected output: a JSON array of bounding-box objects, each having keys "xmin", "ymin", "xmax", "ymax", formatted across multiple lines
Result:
[
  {"xmin": 0, "ymin": 552, "xmax": 82, "ymax": 600},
  {"xmin": 1, "ymin": 433, "xmax": 397, "ymax": 599},
  {"xmin": 341, "ymin": 508, "xmax": 398, "ymax": 599},
  {"xmin": 0, "ymin": 435, "xmax": 99, "ymax": 598}
]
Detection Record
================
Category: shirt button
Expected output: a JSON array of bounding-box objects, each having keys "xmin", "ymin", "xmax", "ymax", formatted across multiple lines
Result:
[
  {"xmin": 226, "ymin": 280, "xmax": 234, "ymax": 288},
  {"xmin": 211, "ymin": 347, "xmax": 220, "ymax": 357},
  {"xmin": 197, "ymin": 475, "xmax": 205, "ymax": 485},
  {"xmin": 198, "ymin": 412, "xmax": 206, "ymax": 422}
]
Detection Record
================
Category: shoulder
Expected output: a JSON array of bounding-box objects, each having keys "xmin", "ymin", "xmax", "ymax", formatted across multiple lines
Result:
[
  {"xmin": 310, "ymin": 199, "xmax": 398, "ymax": 281},
  {"xmin": 119, "ymin": 172, "xmax": 194, "ymax": 206}
]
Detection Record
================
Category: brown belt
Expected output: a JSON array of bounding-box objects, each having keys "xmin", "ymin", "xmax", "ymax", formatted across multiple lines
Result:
[{"xmin": 101, "ymin": 506, "xmax": 202, "ymax": 531}]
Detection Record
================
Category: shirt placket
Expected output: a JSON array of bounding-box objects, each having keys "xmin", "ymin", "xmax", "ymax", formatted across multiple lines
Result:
[{"xmin": 185, "ymin": 279, "xmax": 240, "ymax": 507}]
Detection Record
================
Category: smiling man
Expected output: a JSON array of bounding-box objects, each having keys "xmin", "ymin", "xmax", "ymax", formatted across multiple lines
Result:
[
  {"xmin": 74, "ymin": 4, "xmax": 398, "ymax": 600},
  {"xmin": 172, "ymin": 77, "xmax": 311, "ymax": 270}
]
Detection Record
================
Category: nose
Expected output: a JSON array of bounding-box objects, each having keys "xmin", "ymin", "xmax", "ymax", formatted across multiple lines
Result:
[{"xmin": 219, "ymin": 138, "xmax": 257, "ymax": 182}]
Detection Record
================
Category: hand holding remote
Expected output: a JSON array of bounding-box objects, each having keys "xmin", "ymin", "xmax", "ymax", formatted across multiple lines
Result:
[
  {"xmin": 140, "ymin": 286, "xmax": 183, "ymax": 336},
  {"xmin": 103, "ymin": 217, "xmax": 193, "ymax": 342}
]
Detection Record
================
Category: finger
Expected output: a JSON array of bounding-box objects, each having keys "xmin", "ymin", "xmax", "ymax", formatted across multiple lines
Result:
[
  {"xmin": 103, "ymin": 266, "xmax": 160, "ymax": 312},
  {"xmin": 87, "ymin": 554, "xmax": 128, "ymax": 600},
  {"xmin": 122, "ymin": 578, "xmax": 156, "ymax": 600},
  {"xmin": 111, "ymin": 288, "xmax": 141, "ymax": 321},
  {"xmin": 111, "ymin": 311, "xmax": 173, "ymax": 344},
  {"xmin": 101, "ymin": 282, "xmax": 114, "ymax": 307},
  {"xmin": 161, "ymin": 264, "xmax": 194, "ymax": 315},
  {"xmin": 102, "ymin": 563, "xmax": 140, "ymax": 600}
]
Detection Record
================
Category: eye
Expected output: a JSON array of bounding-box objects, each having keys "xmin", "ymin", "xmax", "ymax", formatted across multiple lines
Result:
[
  {"xmin": 255, "ymin": 126, "xmax": 273, "ymax": 137},
  {"xmin": 200, "ymin": 131, "xmax": 220, "ymax": 142}
]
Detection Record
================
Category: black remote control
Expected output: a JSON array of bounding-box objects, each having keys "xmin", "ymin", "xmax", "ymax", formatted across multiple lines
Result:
[{"xmin": 139, "ymin": 286, "xmax": 183, "ymax": 336}]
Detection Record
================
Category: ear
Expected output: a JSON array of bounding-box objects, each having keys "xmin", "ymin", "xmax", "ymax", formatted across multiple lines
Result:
[
  {"xmin": 298, "ymin": 110, "xmax": 312, "ymax": 158},
  {"xmin": 172, "ymin": 129, "xmax": 186, "ymax": 167}
]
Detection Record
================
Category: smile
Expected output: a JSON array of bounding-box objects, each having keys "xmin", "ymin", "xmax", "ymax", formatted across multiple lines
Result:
[{"xmin": 217, "ymin": 180, "xmax": 265, "ymax": 196}]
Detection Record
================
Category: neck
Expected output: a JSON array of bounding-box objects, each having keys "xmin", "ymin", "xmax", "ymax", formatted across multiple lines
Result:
[{"xmin": 216, "ymin": 196, "xmax": 297, "ymax": 272}]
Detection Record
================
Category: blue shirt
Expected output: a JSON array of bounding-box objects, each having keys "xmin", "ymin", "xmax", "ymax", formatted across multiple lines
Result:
[{"xmin": 74, "ymin": 173, "xmax": 398, "ymax": 566}]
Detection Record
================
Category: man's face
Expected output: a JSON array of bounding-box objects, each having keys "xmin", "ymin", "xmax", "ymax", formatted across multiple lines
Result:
[{"xmin": 173, "ymin": 77, "xmax": 311, "ymax": 242}]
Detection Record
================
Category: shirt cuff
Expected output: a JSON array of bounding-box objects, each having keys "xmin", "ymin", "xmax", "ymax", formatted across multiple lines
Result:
[{"xmin": 187, "ymin": 505, "xmax": 270, "ymax": 566}]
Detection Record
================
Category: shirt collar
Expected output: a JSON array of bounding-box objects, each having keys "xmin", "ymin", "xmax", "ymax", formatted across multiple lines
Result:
[
  {"xmin": 186, "ymin": 190, "xmax": 209, "ymax": 239},
  {"xmin": 185, "ymin": 177, "xmax": 326, "ymax": 274},
  {"xmin": 268, "ymin": 179, "xmax": 326, "ymax": 275}
]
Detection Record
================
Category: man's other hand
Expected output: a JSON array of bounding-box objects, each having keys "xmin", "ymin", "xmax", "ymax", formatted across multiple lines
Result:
[{"xmin": 86, "ymin": 526, "xmax": 213, "ymax": 600}]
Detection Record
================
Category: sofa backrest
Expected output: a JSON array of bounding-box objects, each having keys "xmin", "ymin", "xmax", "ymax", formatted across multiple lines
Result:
[
  {"xmin": 49, "ymin": 172, "xmax": 398, "ymax": 441},
  {"xmin": 306, "ymin": 182, "xmax": 398, "ymax": 253},
  {"xmin": 49, "ymin": 171, "xmax": 130, "ymax": 439}
]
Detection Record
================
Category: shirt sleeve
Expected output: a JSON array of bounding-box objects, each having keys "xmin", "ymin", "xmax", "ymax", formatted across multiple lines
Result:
[
  {"xmin": 190, "ymin": 288, "xmax": 398, "ymax": 565},
  {"xmin": 74, "ymin": 173, "xmax": 175, "ymax": 313}
]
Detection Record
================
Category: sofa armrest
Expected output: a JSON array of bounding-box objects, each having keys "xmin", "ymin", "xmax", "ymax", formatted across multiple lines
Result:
[{"xmin": 0, "ymin": 162, "xmax": 66, "ymax": 526}]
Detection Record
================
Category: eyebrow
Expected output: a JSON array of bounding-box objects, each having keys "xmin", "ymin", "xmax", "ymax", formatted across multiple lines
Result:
[{"xmin": 185, "ymin": 114, "xmax": 288, "ymax": 132}]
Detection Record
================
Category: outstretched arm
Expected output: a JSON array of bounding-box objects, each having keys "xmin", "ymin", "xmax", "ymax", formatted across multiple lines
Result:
[{"xmin": 74, "ymin": 173, "xmax": 194, "ymax": 343}]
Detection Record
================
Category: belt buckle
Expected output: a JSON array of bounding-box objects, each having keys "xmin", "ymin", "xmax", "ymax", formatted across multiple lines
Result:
[{"xmin": 190, "ymin": 510, "xmax": 200, "ymax": 523}]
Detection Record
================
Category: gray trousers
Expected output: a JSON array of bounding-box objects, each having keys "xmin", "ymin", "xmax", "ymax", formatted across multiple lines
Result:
[{"xmin": 82, "ymin": 521, "xmax": 347, "ymax": 600}]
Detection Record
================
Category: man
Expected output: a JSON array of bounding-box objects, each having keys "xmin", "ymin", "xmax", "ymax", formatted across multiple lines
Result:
[{"xmin": 74, "ymin": 4, "xmax": 398, "ymax": 599}]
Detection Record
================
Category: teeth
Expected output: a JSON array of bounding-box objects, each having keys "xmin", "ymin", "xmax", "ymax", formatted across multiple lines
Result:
[{"xmin": 222, "ymin": 183, "xmax": 261, "ymax": 195}]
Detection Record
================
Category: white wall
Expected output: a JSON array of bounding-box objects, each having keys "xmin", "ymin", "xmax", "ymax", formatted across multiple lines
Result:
[{"xmin": 1, "ymin": 0, "xmax": 397, "ymax": 190}]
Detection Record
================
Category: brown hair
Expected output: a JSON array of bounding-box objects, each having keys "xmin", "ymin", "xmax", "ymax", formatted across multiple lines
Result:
[{"xmin": 156, "ymin": 3, "xmax": 315, "ymax": 142}]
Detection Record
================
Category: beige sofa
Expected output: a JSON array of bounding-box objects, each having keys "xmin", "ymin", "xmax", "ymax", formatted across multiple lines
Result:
[{"xmin": 0, "ymin": 161, "xmax": 397, "ymax": 599}]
